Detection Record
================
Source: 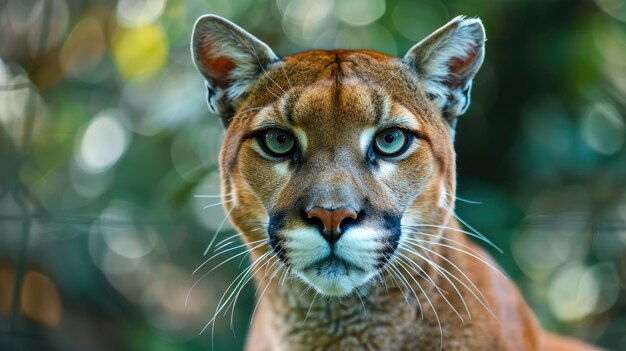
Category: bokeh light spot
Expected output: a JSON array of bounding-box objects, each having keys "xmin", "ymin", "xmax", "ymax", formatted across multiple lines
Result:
[
  {"xmin": 593, "ymin": 0, "xmax": 626, "ymax": 22},
  {"xmin": 280, "ymin": 0, "xmax": 336, "ymax": 45},
  {"xmin": 391, "ymin": 1, "xmax": 448, "ymax": 41},
  {"xmin": 513, "ymin": 227, "xmax": 570, "ymax": 279},
  {"xmin": 112, "ymin": 24, "xmax": 168, "ymax": 80},
  {"xmin": 59, "ymin": 18, "xmax": 106, "ymax": 83},
  {"xmin": 587, "ymin": 262, "xmax": 620, "ymax": 314},
  {"xmin": 21, "ymin": 271, "xmax": 62, "ymax": 327},
  {"xmin": 336, "ymin": 0, "xmax": 385, "ymax": 26},
  {"xmin": 5, "ymin": 0, "xmax": 70, "ymax": 55},
  {"xmin": 548, "ymin": 263, "xmax": 599, "ymax": 322},
  {"xmin": 117, "ymin": 0, "xmax": 166, "ymax": 28},
  {"xmin": 76, "ymin": 110, "xmax": 130, "ymax": 173},
  {"xmin": 99, "ymin": 202, "xmax": 158, "ymax": 259},
  {"xmin": 141, "ymin": 264, "xmax": 208, "ymax": 332},
  {"xmin": 0, "ymin": 265, "xmax": 15, "ymax": 314},
  {"xmin": 581, "ymin": 102, "xmax": 625, "ymax": 155},
  {"xmin": 335, "ymin": 27, "xmax": 369, "ymax": 50}
]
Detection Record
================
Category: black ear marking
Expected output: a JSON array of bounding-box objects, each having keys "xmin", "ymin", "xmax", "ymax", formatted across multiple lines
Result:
[
  {"xmin": 205, "ymin": 83, "xmax": 216, "ymax": 108},
  {"xmin": 459, "ymin": 83, "xmax": 472, "ymax": 113}
]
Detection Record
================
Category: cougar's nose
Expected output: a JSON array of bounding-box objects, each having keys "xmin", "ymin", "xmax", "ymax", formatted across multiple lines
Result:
[{"xmin": 306, "ymin": 207, "xmax": 358, "ymax": 244}]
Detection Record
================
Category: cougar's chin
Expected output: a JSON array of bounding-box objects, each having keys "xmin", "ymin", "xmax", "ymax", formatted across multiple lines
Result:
[{"xmin": 297, "ymin": 263, "xmax": 376, "ymax": 296}]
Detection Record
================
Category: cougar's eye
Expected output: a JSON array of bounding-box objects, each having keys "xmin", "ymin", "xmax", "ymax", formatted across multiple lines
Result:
[
  {"xmin": 260, "ymin": 128, "xmax": 296, "ymax": 157},
  {"xmin": 374, "ymin": 128, "xmax": 409, "ymax": 156}
]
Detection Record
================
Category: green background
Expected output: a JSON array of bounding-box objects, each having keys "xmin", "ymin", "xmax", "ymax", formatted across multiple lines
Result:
[{"xmin": 1, "ymin": 0, "xmax": 625, "ymax": 350}]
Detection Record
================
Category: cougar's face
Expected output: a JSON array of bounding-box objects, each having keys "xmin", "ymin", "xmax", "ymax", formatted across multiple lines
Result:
[
  {"xmin": 224, "ymin": 66, "xmax": 454, "ymax": 296},
  {"xmin": 192, "ymin": 16, "xmax": 483, "ymax": 297}
]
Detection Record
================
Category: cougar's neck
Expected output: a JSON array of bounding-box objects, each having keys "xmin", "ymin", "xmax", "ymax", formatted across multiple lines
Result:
[{"xmin": 250, "ymin": 219, "xmax": 474, "ymax": 350}]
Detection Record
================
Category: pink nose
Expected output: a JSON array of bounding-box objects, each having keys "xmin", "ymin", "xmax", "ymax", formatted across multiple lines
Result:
[{"xmin": 307, "ymin": 207, "xmax": 358, "ymax": 244}]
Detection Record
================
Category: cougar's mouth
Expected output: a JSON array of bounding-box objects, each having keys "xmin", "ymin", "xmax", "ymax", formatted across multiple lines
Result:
[
  {"xmin": 297, "ymin": 254, "xmax": 376, "ymax": 296},
  {"xmin": 305, "ymin": 253, "xmax": 367, "ymax": 274},
  {"xmin": 264, "ymin": 206, "xmax": 403, "ymax": 295}
]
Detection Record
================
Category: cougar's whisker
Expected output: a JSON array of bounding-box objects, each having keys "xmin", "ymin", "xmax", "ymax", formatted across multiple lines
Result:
[
  {"xmin": 203, "ymin": 250, "xmax": 273, "ymax": 344},
  {"xmin": 403, "ymin": 222, "xmax": 502, "ymax": 253},
  {"xmin": 188, "ymin": 240, "xmax": 268, "ymax": 309},
  {"xmin": 377, "ymin": 270, "xmax": 390, "ymax": 293},
  {"xmin": 399, "ymin": 247, "xmax": 469, "ymax": 321},
  {"xmin": 405, "ymin": 240, "xmax": 498, "ymax": 319},
  {"xmin": 387, "ymin": 258, "xmax": 422, "ymax": 314},
  {"xmin": 403, "ymin": 236, "xmax": 505, "ymax": 278},
  {"xmin": 228, "ymin": 251, "xmax": 277, "ymax": 331},
  {"xmin": 396, "ymin": 250, "xmax": 464, "ymax": 322},
  {"xmin": 378, "ymin": 59, "xmax": 410, "ymax": 94},
  {"xmin": 441, "ymin": 204, "xmax": 502, "ymax": 253},
  {"xmin": 203, "ymin": 206, "xmax": 236, "ymax": 255},
  {"xmin": 279, "ymin": 266, "xmax": 291, "ymax": 286},
  {"xmin": 400, "ymin": 227, "xmax": 481, "ymax": 255},
  {"xmin": 250, "ymin": 258, "xmax": 284, "ymax": 326},
  {"xmin": 194, "ymin": 193, "xmax": 233, "ymax": 198},
  {"xmin": 193, "ymin": 238, "xmax": 267, "ymax": 275},
  {"xmin": 298, "ymin": 283, "xmax": 314, "ymax": 299},
  {"xmin": 444, "ymin": 191, "xmax": 482, "ymax": 205},
  {"xmin": 301, "ymin": 291, "xmax": 319, "ymax": 326},
  {"xmin": 279, "ymin": 62, "xmax": 293, "ymax": 90},
  {"xmin": 356, "ymin": 287, "xmax": 368, "ymax": 318},
  {"xmin": 247, "ymin": 41, "xmax": 287, "ymax": 95},
  {"xmin": 382, "ymin": 264, "xmax": 411, "ymax": 306},
  {"xmin": 207, "ymin": 240, "xmax": 268, "ymax": 275},
  {"xmin": 265, "ymin": 86, "xmax": 282, "ymax": 100},
  {"xmin": 202, "ymin": 199, "xmax": 234, "ymax": 209},
  {"xmin": 390, "ymin": 254, "xmax": 441, "ymax": 348},
  {"xmin": 215, "ymin": 227, "xmax": 263, "ymax": 251}
]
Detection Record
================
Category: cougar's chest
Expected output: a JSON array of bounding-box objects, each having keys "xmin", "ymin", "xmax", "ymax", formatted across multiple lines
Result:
[{"xmin": 268, "ymin": 284, "xmax": 417, "ymax": 351}]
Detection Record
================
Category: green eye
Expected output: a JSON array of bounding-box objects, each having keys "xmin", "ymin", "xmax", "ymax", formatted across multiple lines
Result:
[
  {"xmin": 262, "ymin": 129, "xmax": 295, "ymax": 157},
  {"xmin": 374, "ymin": 128, "xmax": 409, "ymax": 156}
]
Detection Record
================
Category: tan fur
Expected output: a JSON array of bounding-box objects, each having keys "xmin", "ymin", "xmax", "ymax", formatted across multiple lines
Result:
[{"xmin": 192, "ymin": 16, "xmax": 602, "ymax": 351}]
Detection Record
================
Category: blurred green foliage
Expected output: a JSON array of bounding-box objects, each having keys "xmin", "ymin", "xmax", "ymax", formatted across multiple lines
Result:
[{"xmin": 1, "ymin": 0, "xmax": 625, "ymax": 350}]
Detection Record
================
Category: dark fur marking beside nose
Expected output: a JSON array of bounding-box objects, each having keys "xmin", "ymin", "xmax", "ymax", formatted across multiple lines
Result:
[
  {"xmin": 376, "ymin": 212, "xmax": 402, "ymax": 268},
  {"xmin": 268, "ymin": 210, "xmax": 288, "ymax": 262},
  {"xmin": 383, "ymin": 212, "xmax": 401, "ymax": 248}
]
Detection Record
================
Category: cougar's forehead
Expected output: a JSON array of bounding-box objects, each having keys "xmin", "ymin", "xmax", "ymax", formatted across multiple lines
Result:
[
  {"xmin": 247, "ymin": 77, "xmax": 386, "ymax": 146},
  {"xmin": 289, "ymin": 78, "xmax": 384, "ymax": 130}
]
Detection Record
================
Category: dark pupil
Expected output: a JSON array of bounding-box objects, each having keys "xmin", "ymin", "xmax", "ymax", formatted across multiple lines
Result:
[
  {"xmin": 276, "ymin": 134, "xmax": 287, "ymax": 144},
  {"xmin": 384, "ymin": 133, "xmax": 395, "ymax": 144}
]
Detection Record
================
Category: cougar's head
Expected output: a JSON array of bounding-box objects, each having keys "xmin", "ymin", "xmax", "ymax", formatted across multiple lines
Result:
[{"xmin": 191, "ymin": 15, "xmax": 485, "ymax": 296}]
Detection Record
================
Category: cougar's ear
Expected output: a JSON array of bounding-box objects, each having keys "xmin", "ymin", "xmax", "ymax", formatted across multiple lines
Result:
[
  {"xmin": 191, "ymin": 15, "xmax": 279, "ymax": 126},
  {"xmin": 403, "ymin": 16, "xmax": 485, "ymax": 126}
]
